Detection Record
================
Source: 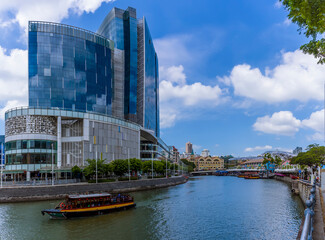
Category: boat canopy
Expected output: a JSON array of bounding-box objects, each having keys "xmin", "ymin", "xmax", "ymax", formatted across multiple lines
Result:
[{"xmin": 68, "ymin": 193, "xmax": 111, "ymax": 199}]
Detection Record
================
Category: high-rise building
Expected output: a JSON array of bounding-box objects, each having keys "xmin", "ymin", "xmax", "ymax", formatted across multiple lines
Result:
[
  {"xmin": 201, "ymin": 149, "xmax": 210, "ymax": 157},
  {"xmin": 185, "ymin": 142, "xmax": 193, "ymax": 154},
  {"xmin": 28, "ymin": 7, "xmax": 159, "ymax": 138},
  {"xmin": 4, "ymin": 7, "xmax": 167, "ymax": 176}
]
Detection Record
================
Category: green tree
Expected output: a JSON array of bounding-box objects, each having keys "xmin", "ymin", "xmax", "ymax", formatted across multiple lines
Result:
[
  {"xmin": 262, "ymin": 153, "xmax": 282, "ymax": 166},
  {"xmin": 280, "ymin": 0, "xmax": 325, "ymax": 64},
  {"xmin": 83, "ymin": 159, "xmax": 106, "ymax": 179},
  {"xmin": 111, "ymin": 159, "xmax": 128, "ymax": 176},
  {"xmin": 220, "ymin": 155, "xmax": 234, "ymax": 169},
  {"xmin": 154, "ymin": 161, "xmax": 164, "ymax": 174},
  {"xmin": 104, "ymin": 162, "xmax": 115, "ymax": 176},
  {"xmin": 71, "ymin": 165, "xmax": 82, "ymax": 179},
  {"xmin": 129, "ymin": 158, "xmax": 142, "ymax": 173},
  {"xmin": 180, "ymin": 159, "xmax": 196, "ymax": 172},
  {"xmin": 291, "ymin": 145, "xmax": 325, "ymax": 167},
  {"xmin": 170, "ymin": 163, "xmax": 179, "ymax": 171},
  {"xmin": 142, "ymin": 160, "xmax": 153, "ymax": 173}
]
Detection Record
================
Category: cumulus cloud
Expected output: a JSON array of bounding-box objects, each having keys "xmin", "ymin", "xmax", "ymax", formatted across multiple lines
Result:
[
  {"xmin": 253, "ymin": 111, "xmax": 301, "ymax": 136},
  {"xmin": 219, "ymin": 50, "xmax": 325, "ymax": 103},
  {"xmin": 0, "ymin": 0, "xmax": 115, "ymax": 31},
  {"xmin": 154, "ymin": 35, "xmax": 192, "ymax": 67},
  {"xmin": 245, "ymin": 145, "xmax": 272, "ymax": 152},
  {"xmin": 302, "ymin": 109, "xmax": 324, "ymax": 141},
  {"xmin": 0, "ymin": 46, "xmax": 28, "ymax": 119},
  {"xmin": 159, "ymin": 65, "xmax": 186, "ymax": 85},
  {"xmin": 253, "ymin": 109, "xmax": 325, "ymax": 140},
  {"xmin": 159, "ymin": 65, "xmax": 226, "ymax": 128}
]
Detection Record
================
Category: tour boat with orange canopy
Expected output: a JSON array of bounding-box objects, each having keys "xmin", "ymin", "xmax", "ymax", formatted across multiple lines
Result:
[{"xmin": 41, "ymin": 193, "xmax": 136, "ymax": 219}]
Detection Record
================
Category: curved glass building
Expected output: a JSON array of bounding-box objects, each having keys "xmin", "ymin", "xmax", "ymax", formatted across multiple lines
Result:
[
  {"xmin": 28, "ymin": 21, "xmax": 114, "ymax": 115},
  {"xmin": 4, "ymin": 7, "xmax": 168, "ymax": 177}
]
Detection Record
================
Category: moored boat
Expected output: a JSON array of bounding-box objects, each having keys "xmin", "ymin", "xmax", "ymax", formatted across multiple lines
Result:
[
  {"xmin": 41, "ymin": 193, "xmax": 135, "ymax": 219},
  {"xmin": 244, "ymin": 175, "xmax": 260, "ymax": 179}
]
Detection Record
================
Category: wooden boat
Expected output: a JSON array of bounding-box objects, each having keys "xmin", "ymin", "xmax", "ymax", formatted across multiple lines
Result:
[
  {"xmin": 244, "ymin": 175, "xmax": 260, "ymax": 179},
  {"xmin": 237, "ymin": 174, "xmax": 246, "ymax": 178},
  {"xmin": 41, "ymin": 193, "xmax": 136, "ymax": 219}
]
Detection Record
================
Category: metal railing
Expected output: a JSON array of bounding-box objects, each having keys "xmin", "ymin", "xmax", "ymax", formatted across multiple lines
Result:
[{"xmin": 300, "ymin": 179, "xmax": 316, "ymax": 240}]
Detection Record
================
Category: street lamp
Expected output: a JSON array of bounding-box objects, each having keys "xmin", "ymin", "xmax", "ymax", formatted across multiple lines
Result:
[
  {"xmin": 128, "ymin": 148, "xmax": 130, "ymax": 181},
  {"xmin": 51, "ymin": 143, "xmax": 54, "ymax": 186},
  {"xmin": 95, "ymin": 145, "xmax": 98, "ymax": 184},
  {"xmin": 1, "ymin": 143, "xmax": 3, "ymax": 188},
  {"xmin": 166, "ymin": 158, "xmax": 167, "ymax": 178},
  {"xmin": 151, "ymin": 147, "xmax": 154, "ymax": 179}
]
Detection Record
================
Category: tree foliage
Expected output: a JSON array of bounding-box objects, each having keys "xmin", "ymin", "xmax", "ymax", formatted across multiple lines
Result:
[
  {"xmin": 291, "ymin": 145, "xmax": 325, "ymax": 167},
  {"xmin": 71, "ymin": 165, "xmax": 82, "ymax": 178},
  {"xmin": 180, "ymin": 159, "xmax": 195, "ymax": 172},
  {"xmin": 262, "ymin": 153, "xmax": 282, "ymax": 166},
  {"xmin": 83, "ymin": 159, "xmax": 107, "ymax": 179},
  {"xmin": 111, "ymin": 159, "xmax": 128, "ymax": 176},
  {"xmin": 280, "ymin": 0, "xmax": 325, "ymax": 64}
]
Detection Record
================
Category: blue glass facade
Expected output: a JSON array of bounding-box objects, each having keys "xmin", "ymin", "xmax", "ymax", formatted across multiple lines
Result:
[
  {"xmin": 28, "ymin": 22, "xmax": 113, "ymax": 115},
  {"xmin": 144, "ymin": 20, "xmax": 160, "ymax": 137},
  {"xmin": 98, "ymin": 7, "xmax": 138, "ymax": 120}
]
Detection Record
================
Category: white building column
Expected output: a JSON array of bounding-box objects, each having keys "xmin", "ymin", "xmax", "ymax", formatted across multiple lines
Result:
[{"xmin": 57, "ymin": 116, "xmax": 62, "ymax": 168}]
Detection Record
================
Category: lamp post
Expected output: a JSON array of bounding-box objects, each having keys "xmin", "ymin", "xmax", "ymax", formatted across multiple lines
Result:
[
  {"xmin": 151, "ymin": 148, "xmax": 154, "ymax": 179},
  {"xmin": 166, "ymin": 158, "xmax": 167, "ymax": 178},
  {"xmin": 128, "ymin": 148, "xmax": 130, "ymax": 181},
  {"xmin": 51, "ymin": 143, "xmax": 54, "ymax": 186},
  {"xmin": 95, "ymin": 145, "xmax": 98, "ymax": 184},
  {"xmin": 1, "ymin": 143, "xmax": 3, "ymax": 188}
]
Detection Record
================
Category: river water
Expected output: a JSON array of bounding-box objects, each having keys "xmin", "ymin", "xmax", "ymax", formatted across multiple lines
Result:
[{"xmin": 0, "ymin": 176, "xmax": 304, "ymax": 240}]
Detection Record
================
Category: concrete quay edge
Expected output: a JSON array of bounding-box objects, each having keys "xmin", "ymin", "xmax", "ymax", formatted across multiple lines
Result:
[{"xmin": 0, "ymin": 176, "xmax": 187, "ymax": 203}]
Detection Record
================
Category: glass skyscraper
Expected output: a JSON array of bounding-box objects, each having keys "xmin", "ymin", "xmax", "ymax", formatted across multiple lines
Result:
[
  {"xmin": 4, "ymin": 6, "xmax": 167, "ymax": 175},
  {"xmin": 28, "ymin": 7, "xmax": 160, "ymax": 137},
  {"xmin": 28, "ymin": 22, "xmax": 114, "ymax": 115}
]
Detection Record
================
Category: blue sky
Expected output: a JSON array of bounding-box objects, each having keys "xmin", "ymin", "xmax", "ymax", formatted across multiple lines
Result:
[{"xmin": 0, "ymin": 0, "xmax": 324, "ymax": 157}]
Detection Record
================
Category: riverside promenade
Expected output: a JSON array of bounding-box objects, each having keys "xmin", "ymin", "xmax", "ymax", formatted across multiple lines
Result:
[{"xmin": 0, "ymin": 176, "xmax": 187, "ymax": 203}]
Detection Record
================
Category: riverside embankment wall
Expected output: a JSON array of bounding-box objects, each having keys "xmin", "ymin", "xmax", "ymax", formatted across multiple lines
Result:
[
  {"xmin": 0, "ymin": 176, "xmax": 187, "ymax": 203},
  {"xmin": 274, "ymin": 176, "xmax": 312, "ymax": 203},
  {"xmin": 275, "ymin": 176, "xmax": 324, "ymax": 240}
]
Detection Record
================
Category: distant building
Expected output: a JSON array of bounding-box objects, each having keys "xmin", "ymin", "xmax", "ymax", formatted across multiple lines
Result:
[
  {"xmin": 201, "ymin": 149, "xmax": 210, "ymax": 157},
  {"xmin": 239, "ymin": 157, "xmax": 264, "ymax": 169},
  {"xmin": 293, "ymin": 147, "xmax": 302, "ymax": 155},
  {"xmin": 185, "ymin": 142, "xmax": 193, "ymax": 154},
  {"xmin": 171, "ymin": 146, "xmax": 180, "ymax": 163},
  {"xmin": 196, "ymin": 156, "xmax": 224, "ymax": 171}
]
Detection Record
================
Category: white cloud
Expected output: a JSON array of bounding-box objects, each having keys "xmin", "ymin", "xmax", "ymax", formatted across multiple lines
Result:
[
  {"xmin": 220, "ymin": 50, "xmax": 325, "ymax": 103},
  {"xmin": 0, "ymin": 100, "xmax": 27, "ymax": 120},
  {"xmin": 160, "ymin": 79, "xmax": 223, "ymax": 106},
  {"xmin": 0, "ymin": 46, "xmax": 28, "ymax": 119},
  {"xmin": 302, "ymin": 109, "xmax": 324, "ymax": 141},
  {"xmin": 0, "ymin": 0, "xmax": 115, "ymax": 31},
  {"xmin": 253, "ymin": 111, "xmax": 301, "ymax": 136},
  {"xmin": 159, "ymin": 65, "xmax": 186, "ymax": 85},
  {"xmin": 154, "ymin": 35, "xmax": 192, "ymax": 67},
  {"xmin": 159, "ymin": 65, "xmax": 226, "ymax": 128},
  {"xmin": 302, "ymin": 109, "xmax": 324, "ymax": 133},
  {"xmin": 245, "ymin": 145, "xmax": 272, "ymax": 152},
  {"xmin": 160, "ymin": 108, "xmax": 177, "ymax": 128}
]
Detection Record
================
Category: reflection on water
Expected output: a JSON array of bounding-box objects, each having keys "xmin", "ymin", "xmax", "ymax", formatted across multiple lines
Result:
[{"xmin": 0, "ymin": 177, "xmax": 304, "ymax": 240}]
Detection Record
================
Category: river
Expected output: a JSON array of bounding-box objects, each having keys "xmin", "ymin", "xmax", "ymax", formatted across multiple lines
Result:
[{"xmin": 0, "ymin": 176, "xmax": 304, "ymax": 240}]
